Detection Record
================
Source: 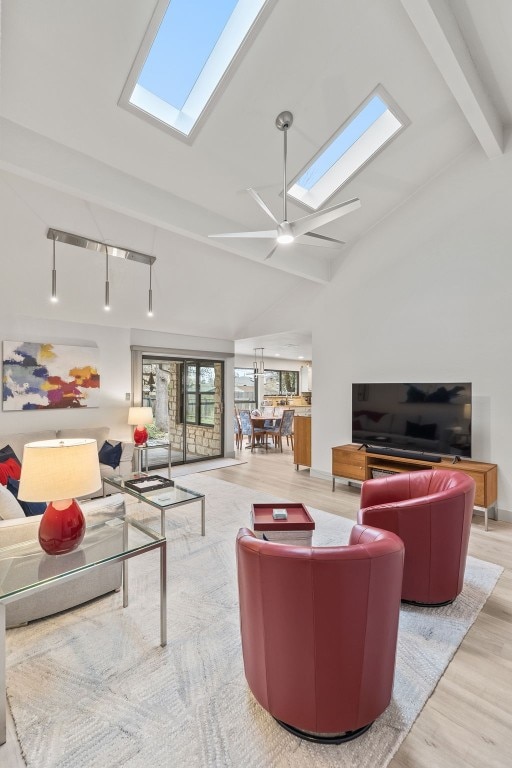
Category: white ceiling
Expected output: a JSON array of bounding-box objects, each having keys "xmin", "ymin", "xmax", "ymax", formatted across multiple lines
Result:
[{"xmin": 1, "ymin": 0, "xmax": 510, "ymax": 350}]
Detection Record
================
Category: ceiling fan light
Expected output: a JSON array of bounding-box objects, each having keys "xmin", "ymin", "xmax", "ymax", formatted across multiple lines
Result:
[{"xmin": 277, "ymin": 233, "xmax": 294, "ymax": 244}]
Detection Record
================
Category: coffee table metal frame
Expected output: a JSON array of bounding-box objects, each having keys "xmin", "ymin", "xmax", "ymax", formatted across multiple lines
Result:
[
  {"xmin": 104, "ymin": 473, "xmax": 206, "ymax": 538},
  {"xmin": 0, "ymin": 513, "xmax": 166, "ymax": 746}
]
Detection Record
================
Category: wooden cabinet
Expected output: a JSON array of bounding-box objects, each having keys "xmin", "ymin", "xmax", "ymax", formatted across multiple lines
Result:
[
  {"xmin": 294, "ymin": 416, "xmax": 311, "ymax": 469},
  {"xmin": 331, "ymin": 444, "xmax": 498, "ymax": 527}
]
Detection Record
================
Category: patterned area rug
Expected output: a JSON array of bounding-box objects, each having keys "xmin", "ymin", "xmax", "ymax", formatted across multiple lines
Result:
[{"xmin": 6, "ymin": 475, "xmax": 503, "ymax": 768}]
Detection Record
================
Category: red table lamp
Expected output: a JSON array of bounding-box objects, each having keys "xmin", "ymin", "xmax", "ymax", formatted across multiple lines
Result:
[
  {"xmin": 18, "ymin": 439, "xmax": 102, "ymax": 555},
  {"xmin": 128, "ymin": 406, "xmax": 154, "ymax": 445}
]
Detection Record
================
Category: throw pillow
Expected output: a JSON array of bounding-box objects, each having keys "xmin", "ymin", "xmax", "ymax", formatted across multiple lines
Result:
[
  {"xmin": 0, "ymin": 482, "xmax": 25, "ymax": 519},
  {"xmin": 98, "ymin": 440, "xmax": 123, "ymax": 469},
  {"xmin": 6, "ymin": 477, "xmax": 47, "ymax": 517},
  {"xmin": 0, "ymin": 455, "xmax": 22, "ymax": 486},
  {"xmin": 0, "ymin": 444, "xmax": 21, "ymax": 463}
]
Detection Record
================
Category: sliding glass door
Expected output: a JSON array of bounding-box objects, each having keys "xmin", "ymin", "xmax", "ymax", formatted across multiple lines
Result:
[{"xmin": 142, "ymin": 356, "xmax": 224, "ymax": 467}]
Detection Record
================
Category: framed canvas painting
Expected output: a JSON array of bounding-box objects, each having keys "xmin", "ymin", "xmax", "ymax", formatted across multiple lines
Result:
[{"xmin": 2, "ymin": 341, "xmax": 100, "ymax": 411}]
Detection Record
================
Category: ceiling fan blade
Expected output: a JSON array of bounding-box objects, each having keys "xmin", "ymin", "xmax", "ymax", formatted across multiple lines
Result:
[
  {"xmin": 265, "ymin": 244, "xmax": 278, "ymax": 261},
  {"xmin": 290, "ymin": 198, "xmax": 361, "ymax": 239},
  {"xmin": 208, "ymin": 230, "xmax": 278, "ymax": 239},
  {"xmin": 300, "ymin": 232, "xmax": 346, "ymax": 248},
  {"xmin": 247, "ymin": 188, "xmax": 278, "ymax": 224}
]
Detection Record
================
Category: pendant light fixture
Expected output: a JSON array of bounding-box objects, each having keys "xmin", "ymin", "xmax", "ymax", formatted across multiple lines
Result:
[
  {"xmin": 50, "ymin": 232, "xmax": 58, "ymax": 303},
  {"xmin": 46, "ymin": 229, "xmax": 156, "ymax": 317},
  {"xmin": 148, "ymin": 262, "xmax": 153, "ymax": 317},
  {"xmin": 253, "ymin": 348, "xmax": 265, "ymax": 377},
  {"xmin": 104, "ymin": 245, "xmax": 110, "ymax": 311}
]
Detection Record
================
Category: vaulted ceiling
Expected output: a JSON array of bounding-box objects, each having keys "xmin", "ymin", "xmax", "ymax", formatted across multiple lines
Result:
[{"xmin": 1, "ymin": 0, "xmax": 510, "ymax": 351}]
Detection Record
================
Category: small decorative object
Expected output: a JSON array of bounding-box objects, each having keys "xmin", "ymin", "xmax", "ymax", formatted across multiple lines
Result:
[
  {"xmin": 128, "ymin": 406, "xmax": 154, "ymax": 445},
  {"xmin": 125, "ymin": 475, "xmax": 173, "ymax": 493},
  {"xmin": 18, "ymin": 439, "xmax": 102, "ymax": 555}
]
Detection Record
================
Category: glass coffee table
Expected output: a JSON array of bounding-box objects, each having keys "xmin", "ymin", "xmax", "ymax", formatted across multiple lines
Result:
[
  {"xmin": 0, "ymin": 511, "xmax": 166, "ymax": 746},
  {"xmin": 104, "ymin": 473, "xmax": 206, "ymax": 537}
]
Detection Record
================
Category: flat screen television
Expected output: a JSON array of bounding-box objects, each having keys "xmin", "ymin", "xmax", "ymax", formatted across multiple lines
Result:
[{"xmin": 352, "ymin": 382, "xmax": 472, "ymax": 458}]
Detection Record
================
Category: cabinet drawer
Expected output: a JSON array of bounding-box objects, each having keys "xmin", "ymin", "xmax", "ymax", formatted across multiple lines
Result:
[
  {"xmin": 455, "ymin": 470, "xmax": 485, "ymax": 507},
  {"xmin": 333, "ymin": 454, "xmax": 366, "ymax": 481}
]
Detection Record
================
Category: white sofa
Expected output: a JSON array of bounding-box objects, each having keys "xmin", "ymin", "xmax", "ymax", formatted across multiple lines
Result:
[
  {"xmin": 0, "ymin": 426, "xmax": 134, "ymax": 497},
  {"xmin": 0, "ymin": 492, "xmax": 125, "ymax": 628}
]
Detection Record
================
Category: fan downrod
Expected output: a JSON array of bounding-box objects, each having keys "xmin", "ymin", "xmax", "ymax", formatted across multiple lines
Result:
[{"xmin": 275, "ymin": 111, "xmax": 293, "ymax": 131}]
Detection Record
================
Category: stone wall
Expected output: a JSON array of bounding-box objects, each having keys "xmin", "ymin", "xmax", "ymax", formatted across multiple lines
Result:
[{"xmin": 168, "ymin": 361, "xmax": 222, "ymax": 458}]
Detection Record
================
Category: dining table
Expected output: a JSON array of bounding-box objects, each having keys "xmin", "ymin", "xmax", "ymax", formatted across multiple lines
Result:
[{"xmin": 247, "ymin": 415, "xmax": 280, "ymax": 451}]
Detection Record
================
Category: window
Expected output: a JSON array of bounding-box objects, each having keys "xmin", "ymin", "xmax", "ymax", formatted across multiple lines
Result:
[
  {"xmin": 121, "ymin": 0, "xmax": 270, "ymax": 138},
  {"xmin": 186, "ymin": 363, "xmax": 216, "ymax": 426},
  {"xmin": 263, "ymin": 370, "xmax": 299, "ymax": 396},
  {"xmin": 234, "ymin": 367, "xmax": 256, "ymax": 411},
  {"xmin": 288, "ymin": 89, "xmax": 407, "ymax": 210}
]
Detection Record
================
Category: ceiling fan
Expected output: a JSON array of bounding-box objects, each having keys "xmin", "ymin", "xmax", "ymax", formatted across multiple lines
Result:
[{"xmin": 209, "ymin": 111, "xmax": 361, "ymax": 260}]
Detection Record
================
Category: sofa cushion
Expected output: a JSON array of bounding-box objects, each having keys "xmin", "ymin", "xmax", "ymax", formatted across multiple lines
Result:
[
  {"xmin": 7, "ymin": 477, "xmax": 46, "ymax": 517},
  {"xmin": 98, "ymin": 440, "xmax": 123, "ymax": 469},
  {"xmin": 0, "ymin": 431, "xmax": 58, "ymax": 463},
  {"xmin": 57, "ymin": 427, "xmax": 109, "ymax": 450},
  {"xmin": 0, "ymin": 482, "xmax": 25, "ymax": 519}
]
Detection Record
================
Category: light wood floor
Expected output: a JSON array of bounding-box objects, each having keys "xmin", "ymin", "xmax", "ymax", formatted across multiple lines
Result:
[
  {"xmin": 2, "ymin": 445, "xmax": 511, "ymax": 767},
  {"xmin": 211, "ymin": 446, "xmax": 512, "ymax": 768}
]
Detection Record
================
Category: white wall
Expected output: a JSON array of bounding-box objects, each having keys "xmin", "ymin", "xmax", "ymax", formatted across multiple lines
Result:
[
  {"xmin": 0, "ymin": 314, "xmax": 131, "ymax": 440},
  {"xmin": 0, "ymin": 317, "xmax": 235, "ymax": 453},
  {"xmin": 311, "ymin": 142, "xmax": 512, "ymax": 520}
]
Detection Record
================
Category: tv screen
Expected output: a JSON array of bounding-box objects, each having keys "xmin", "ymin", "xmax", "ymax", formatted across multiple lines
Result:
[{"xmin": 352, "ymin": 383, "xmax": 472, "ymax": 458}]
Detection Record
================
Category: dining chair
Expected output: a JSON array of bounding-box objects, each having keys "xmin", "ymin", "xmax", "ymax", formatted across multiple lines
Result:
[
  {"xmin": 265, "ymin": 409, "xmax": 294, "ymax": 452},
  {"xmin": 233, "ymin": 413, "xmax": 242, "ymax": 449},
  {"xmin": 238, "ymin": 410, "xmax": 253, "ymax": 446}
]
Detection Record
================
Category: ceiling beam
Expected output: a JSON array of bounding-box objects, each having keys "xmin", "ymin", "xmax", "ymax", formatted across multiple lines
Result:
[{"xmin": 401, "ymin": 0, "xmax": 503, "ymax": 158}]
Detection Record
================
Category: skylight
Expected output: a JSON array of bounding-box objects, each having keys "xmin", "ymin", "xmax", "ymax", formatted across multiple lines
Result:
[
  {"xmin": 122, "ymin": 0, "xmax": 269, "ymax": 138},
  {"xmin": 288, "ymin": 90, "xmax": 407, "ymax": 210}
]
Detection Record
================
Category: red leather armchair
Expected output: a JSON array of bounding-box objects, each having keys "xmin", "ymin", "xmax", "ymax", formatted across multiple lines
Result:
[
  {"xmin": 236, "ymin": 525, "xmax": 404, "ymax": 743},
  {"xmin": 358, "ymin": 469, "xmax": 476, "ymax": 606}
]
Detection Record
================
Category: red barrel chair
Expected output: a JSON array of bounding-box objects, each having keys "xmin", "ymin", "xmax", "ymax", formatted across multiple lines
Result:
[
  {"xmin": 236, "ymin": 525, "xmax": 404, "ymax": 743},
  {"xmin": 358, "ymin": 469, "xmax": 476, "ymax": 606}
]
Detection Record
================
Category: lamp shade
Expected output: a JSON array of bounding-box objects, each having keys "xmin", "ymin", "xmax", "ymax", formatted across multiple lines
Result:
[
  {"xmin": 127, "ymin": 406, "xmax": 154, "ymax": 426},
  {"xmin": 18, "ymin": 439, "xmax": 102, "ymax": 501}
]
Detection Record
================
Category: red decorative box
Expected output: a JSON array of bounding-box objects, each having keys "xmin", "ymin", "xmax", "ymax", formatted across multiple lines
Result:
[{"xmin": 250, "ymin": 503, "xmax": 315, "ymax": 546}]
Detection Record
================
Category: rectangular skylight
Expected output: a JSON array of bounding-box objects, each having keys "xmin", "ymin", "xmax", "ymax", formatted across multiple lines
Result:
[
  {"xmin": 122, "ymin": 0, "xmax": 269, "ymax": 138},
  {"xmin": 288, "ymin": 90, "xmax": 407, "ymax": 210}
]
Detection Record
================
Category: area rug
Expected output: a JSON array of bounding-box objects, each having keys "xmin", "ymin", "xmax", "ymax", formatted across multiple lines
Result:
[
  {"xmin": 6, "ymin": 475, "xmax": 503, "ymax": 768},
  {"xmin": 169, "ymin": 457, "xmax": 246, "ymax": 478}
]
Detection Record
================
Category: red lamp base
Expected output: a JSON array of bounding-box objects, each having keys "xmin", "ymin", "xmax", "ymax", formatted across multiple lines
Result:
[
  {"xmin": 38, "ymin": 499, "xmax": 86, "ymax": 555},
  {"xmin": 133, "ymin": 426, "xmax": 148, "ymax": 446}
]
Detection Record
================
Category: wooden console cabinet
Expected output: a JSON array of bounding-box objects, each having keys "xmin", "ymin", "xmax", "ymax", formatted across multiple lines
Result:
[
  {"xmin": 332, "ymin": 444, "xmax": 498, "ymax": 530},
  {"xmin": 294, "ymin": 416, "xmax": 311, "ymax": 469}
]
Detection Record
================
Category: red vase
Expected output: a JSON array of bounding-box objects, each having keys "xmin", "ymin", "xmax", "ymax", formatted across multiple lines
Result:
[
  {"xmin": 133, "ymin": 426, "xmax": 148, "ymax": 446},
  {"xmin": 38, "ymin": 499, "xmax": 86, "ymax": 555}
]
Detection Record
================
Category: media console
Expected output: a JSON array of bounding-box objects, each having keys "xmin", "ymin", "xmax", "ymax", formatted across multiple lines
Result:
[{"xmin": 332, "ymin": 443, "xmax": 498, "ymax": 531}]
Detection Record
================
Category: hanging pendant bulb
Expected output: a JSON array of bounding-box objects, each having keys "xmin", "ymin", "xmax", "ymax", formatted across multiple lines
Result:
[
  {"xmin": 104, "ymin": 245, "xmax": 110, "ymax": 311},
  {"xmin": 253, "ymin": 348, "xmax": 265, "ymax": 376},
  {"xmin": 147, "ymin": 262, "xmax": 154, "ymax": 317},
  {"xmin": 50, "ymin": 233, "xmax": 58, "ymax": 303}
]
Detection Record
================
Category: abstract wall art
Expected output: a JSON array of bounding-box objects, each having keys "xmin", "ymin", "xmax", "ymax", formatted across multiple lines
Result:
[{"xmin": 2, "ymin": 341, "xmax": 100, "ymax": 411}]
